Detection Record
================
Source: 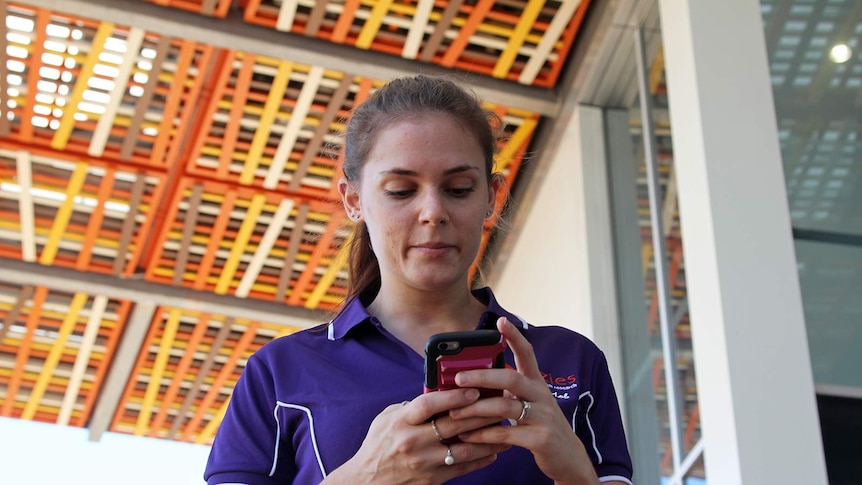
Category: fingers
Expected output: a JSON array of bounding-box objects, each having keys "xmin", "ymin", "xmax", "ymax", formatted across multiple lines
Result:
[
  {"xmin": 452, "ymin": 318, "xmax": 545, "ymax": 401},
  {"xmin": 496, "ymin": 317, "xmax": 543, "ymax": 380},
  {"xmin": 400, "ymin": 388, "xmax": 481, "ymax": 426}
]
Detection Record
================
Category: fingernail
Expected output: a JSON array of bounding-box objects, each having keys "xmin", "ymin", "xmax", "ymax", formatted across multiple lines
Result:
[
  {"xmin": 456, "ymin": 373, "xmax": 470, "ymax": 385},
  {"xmin": 465, "ymin": 388, "xmax": 480, "ymax": 400}
]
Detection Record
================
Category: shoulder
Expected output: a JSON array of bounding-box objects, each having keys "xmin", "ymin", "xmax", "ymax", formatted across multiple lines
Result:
[
  {"xmin": 523, "ymin": 323, "xmax": 604, "ymax": 358},
  {"xmin": 248, "ymin": 322, "xmax": 332, "ymax": 367}
]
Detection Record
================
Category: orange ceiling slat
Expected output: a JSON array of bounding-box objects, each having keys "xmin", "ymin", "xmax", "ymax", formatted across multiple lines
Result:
[
  {"xmin": 147, "ymin": 312, "xmax": 212, "ymax": 438},
  {"xmin": 0, "ymin": 286, "xmax": 47, "ymax": 418},
  {"xmin": 21, "ymin": 291, "xmax": 88, "ymax": 420},
  {"xmin": 286, "ymin": 210, "xmax": 346, "ymax": 308},
  {"xmin": 439, "ymin": 0, "xmax": 494, "ymax": 68},
  {"xmin": 17, "ymin": 8, "xmax": 49, "ymax": 144},
  {"xmin": 178, "ymin": 319, "xmax": 260, "ymax": 443},
  {"xmin": 0, "ymin": 285, "xmax": 130, "ymax": 426}
]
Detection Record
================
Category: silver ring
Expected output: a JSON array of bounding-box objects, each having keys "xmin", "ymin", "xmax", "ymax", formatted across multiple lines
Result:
[
  {"xmin": 517, "ymin": 400, "xmax": 532, "ymax": 422},
  {"xmin": 431, "ymin": 419, "xmax": 444, "ymax": 442},
  {"xmin": 444, "ymin": 447, "xmax": 455, "ymax": 466}
]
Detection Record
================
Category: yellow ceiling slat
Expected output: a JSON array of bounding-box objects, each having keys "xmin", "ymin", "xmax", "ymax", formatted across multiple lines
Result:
[
  {"xmin": 235, "ymin": 198, "xmax": 296, "ymax": 298},
  {"xmin": 38, "ymin": 162, "xmax": 89, "ymax": 266},
  {"xmin": 355, "ymin": 0, "xmax": 395, "ymax": 50},
  {"xmin": 495, "ymin": 117, "xmax": 537, "ymax": 173},
  {"xmin": 195, "ymin": 394, "xmax": 230, "ymax": 444},
  {"xmin": 492, "ymin": 0, "xmax": 546, "ymax": 79},
  {"xmin": 57, "ymin": 294, "xmax": 109, "ymax": 426},
  {"xmin": 51, "ymin": 22, "xmax": 115, "ymax": 150},
  {"xmin": 214, "ymin": 194, "xmax": 267, "ymax": 294},
  {"xmin": 305, "ymin": 231, "xmax": 351, "ymax": 309},
  {"xmin": 21, "ymin": 292, "xmax": 89, "ymax": 420},
  {"xmin": 135, "ymin": 308, "xmax": 182, "ymax": 435},
  {"xmin": 240, "ymin": 60, "xmax": 294, "ymax": 185},
  {"xmin": 519, "ymin": 0, "xmax": 581, "ymax": 85}
]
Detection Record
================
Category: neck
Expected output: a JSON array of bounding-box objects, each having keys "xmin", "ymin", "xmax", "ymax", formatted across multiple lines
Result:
[{"xmin": 367, "ymin": 283, "xmax": 487, "ymax": 354}]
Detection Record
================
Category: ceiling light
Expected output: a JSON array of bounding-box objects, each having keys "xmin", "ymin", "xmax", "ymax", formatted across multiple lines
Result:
[{"xmin": 829, "ymin": 44, "xmax": 852, "ymax": 63}]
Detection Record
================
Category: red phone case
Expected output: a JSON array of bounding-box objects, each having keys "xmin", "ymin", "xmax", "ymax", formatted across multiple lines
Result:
[{"xmin": 424, "ymin": 330, "xmax": 506, "ymax": 397}]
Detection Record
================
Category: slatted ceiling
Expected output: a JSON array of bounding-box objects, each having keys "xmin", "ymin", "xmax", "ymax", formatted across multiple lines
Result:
[
  {"xmin": 2, "ymin": 7, "xmax": 213, "ymax": 169},
  {"xmin": 144, "ymin": 0, "xmax": 234, "ymax": 17},
  {"xmin": 185, "ymin": 52, "xmax": 354, "ymax": 194},
  {"xmin": 111, "ymin": 308, "xmax": 295, "ymax": 444},
  {"xmin": 243, "ymin": 0, "xmax": 588, "ymax": 87},
  {"xmin": 0, "ymin": 148, "xmax": 164, "ymax": 274},
  {"xmin": 0, "ymin": 284, "xmax": 129, "ymax": 426},
  {"xmin": 143, "ymin": 178, "xmax": 351, "ymax": 309}
]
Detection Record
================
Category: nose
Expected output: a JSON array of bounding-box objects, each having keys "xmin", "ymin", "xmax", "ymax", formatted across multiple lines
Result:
[{"xmin": 418, "ymin": 191, "xmax": 449, "ymax": 225}]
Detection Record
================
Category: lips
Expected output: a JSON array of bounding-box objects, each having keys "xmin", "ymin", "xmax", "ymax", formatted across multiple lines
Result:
[
  {"xmin": 412, "ymin": 242, "xmax": 456, "ymax": 256},
  {"xmin": 413, "ymin": 242, "xmax": 453, "ymax": 250}
]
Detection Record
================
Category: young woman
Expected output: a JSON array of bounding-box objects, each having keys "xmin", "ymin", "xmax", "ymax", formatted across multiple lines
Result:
[{"xmin": 204, "ymin": 76, "xmax": 633, "ymax": 485}]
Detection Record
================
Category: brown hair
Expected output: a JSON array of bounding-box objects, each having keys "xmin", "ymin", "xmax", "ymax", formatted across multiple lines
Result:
[{"xmin": 342, "ymin": 75, "xmax": 501, "ymax": 301}]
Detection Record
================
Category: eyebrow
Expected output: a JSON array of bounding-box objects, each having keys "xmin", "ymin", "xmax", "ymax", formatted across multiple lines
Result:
[{"xmin": 379, "ymin": 165, "xmax": 481, "ymax": 177}]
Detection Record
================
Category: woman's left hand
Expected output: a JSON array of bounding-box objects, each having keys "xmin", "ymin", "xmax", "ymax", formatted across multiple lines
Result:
[{"xmin": 449, "ymin": 318, "xmax": 599, "ymax": 485}]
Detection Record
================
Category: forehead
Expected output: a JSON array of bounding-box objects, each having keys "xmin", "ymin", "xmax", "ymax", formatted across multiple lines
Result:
[{"xmin": 364, "ymin": 114, "xmax": 484, "ymax": 173}]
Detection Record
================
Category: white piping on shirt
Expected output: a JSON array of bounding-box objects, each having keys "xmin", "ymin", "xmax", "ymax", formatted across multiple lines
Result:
[
  {"xmin": 327, "ymin": 322, "xmax": 335, "ymax": 341},
  {"xmin": 273, "ymin": 402, "xmax": 327, "ymax": 480},
  {"xmin": 573, "ymin": 390, "xmax": 603, "ymax": 464},
  {"xmin": 600, "ymin": 475, "xmax": 633, "ymax": 485}
]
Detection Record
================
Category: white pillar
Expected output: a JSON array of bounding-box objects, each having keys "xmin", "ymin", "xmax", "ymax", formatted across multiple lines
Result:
[
  {"xmin": 494, "ymin": 106, "xmax": 625, "ymax": 402},
  {"xmin": 657, "ymin": 1, "xmax": 828, "ymax": 483}
]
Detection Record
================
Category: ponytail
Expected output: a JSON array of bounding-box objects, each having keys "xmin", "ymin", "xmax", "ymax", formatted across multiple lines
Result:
[{"xmin": 346, "ymin": 221, "xmax": 381, "ymax": 300}]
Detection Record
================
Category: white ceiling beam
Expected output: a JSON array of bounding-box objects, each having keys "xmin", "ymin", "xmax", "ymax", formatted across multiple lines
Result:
[
  {"xmin": 18, "ymin": 0, "xmax": 560, "ymax": 116},
  {"xmin": 87, "ymin": 300, "xmax": 156, "ymax": 442},
  {"xmin": 0, "ymin": 258, "xmax": 325, "ymax": 328}
]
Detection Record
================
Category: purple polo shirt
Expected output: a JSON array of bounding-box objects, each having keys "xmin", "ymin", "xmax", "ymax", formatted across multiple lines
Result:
[{"xmin": 204, "ymin": 288, "xmax": 633, "ymax": 484}]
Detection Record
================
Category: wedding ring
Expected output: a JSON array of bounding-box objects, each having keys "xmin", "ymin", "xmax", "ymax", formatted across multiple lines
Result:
[
  {"xmin": 431, "ymin": 419, "xmax": 444, "ymax": 442},
  {"xmin": 517, "ymin": 400, "xmax": 532, "ymax": 422},
  {"xmin": 444, "ymin": 447, "xmax": 455, "ymax": 466}
]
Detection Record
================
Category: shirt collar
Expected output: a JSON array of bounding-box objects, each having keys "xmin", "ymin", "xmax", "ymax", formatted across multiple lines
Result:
[{"xmin": 327, "ymin": 287, "xmax": 527, "ymax": 341}]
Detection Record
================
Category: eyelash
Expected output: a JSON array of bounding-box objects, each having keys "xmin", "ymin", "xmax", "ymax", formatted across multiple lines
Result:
[{"xmin": 383, "ymin": 187, "xmax": 475, "ymax": 199}]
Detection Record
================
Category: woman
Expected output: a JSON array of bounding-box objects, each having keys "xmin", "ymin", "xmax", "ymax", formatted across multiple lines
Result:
[{"xmin": 204, "ymin": 76, "xmax": 633, "ymax": 485}]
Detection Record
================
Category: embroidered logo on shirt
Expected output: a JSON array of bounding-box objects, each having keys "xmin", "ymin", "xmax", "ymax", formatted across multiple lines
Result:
[{"xmin": 542, "ymin": 371, "xmax": 577, "ymax": 400}]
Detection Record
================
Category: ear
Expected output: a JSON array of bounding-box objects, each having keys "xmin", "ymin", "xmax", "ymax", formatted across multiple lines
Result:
[
  {"xmin": 486, "ymin": 173, "xmax": 503, "ymax": 218},
  {"xmin": 338, "ymin": 177, "xmax": 362, "ymax": 221}
]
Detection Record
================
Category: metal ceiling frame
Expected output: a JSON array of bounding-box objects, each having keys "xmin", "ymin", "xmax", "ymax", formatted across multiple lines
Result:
[{"xmin": 18, "ymin": 0, "xmax": 561, "ymax": 117}]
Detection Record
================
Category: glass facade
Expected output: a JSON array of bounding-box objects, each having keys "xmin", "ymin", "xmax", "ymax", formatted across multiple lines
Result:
[{"xmin": 760, "ymin": 0, "xmax": 862, "ymax": 396}]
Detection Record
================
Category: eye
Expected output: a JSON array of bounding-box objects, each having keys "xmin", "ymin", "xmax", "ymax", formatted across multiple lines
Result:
[
  {"xmin": 449, "ymin": 187, "xmax": 475, "ymax": 197},
  {"xmin": 384, "ymin": 189, "xmax": 413, "ymax": 199}
]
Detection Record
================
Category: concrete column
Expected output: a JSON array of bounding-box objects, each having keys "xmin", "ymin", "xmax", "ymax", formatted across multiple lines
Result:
[{"xmin": 657, "ymin": 0, "xmax": 828, "ymax": 483}]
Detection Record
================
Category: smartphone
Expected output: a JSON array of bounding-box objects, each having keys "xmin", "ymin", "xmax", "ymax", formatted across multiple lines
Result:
[{"xmin": 424, "ymin": 329, "xmax": 506, "ymax": 398}]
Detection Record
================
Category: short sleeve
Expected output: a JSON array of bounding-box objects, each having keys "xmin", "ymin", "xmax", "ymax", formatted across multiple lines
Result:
[
  {"xmin": 575, "ymin": 351, "xmax": 634, "ymax": 483},
  {"xmin": 204, "ymin": 354, "xmax": 296, "ymax": 485}
]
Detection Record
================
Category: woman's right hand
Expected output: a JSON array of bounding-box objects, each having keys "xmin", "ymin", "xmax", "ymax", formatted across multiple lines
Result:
[{"xmin": 321, "ymin": 388, "xmax": 511, "ymax": 485}]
